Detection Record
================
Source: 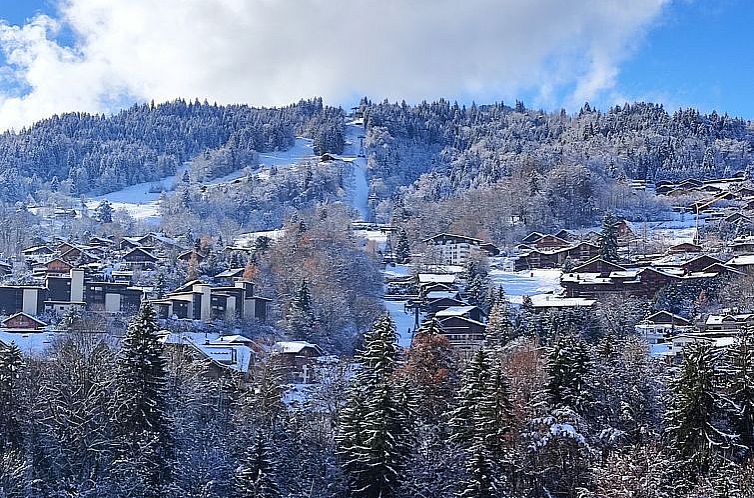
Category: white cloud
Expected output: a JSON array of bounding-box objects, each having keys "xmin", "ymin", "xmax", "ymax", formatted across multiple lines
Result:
[{"xmin": 0, "ymin": 0, "xmax": 668, "ymax": 130}]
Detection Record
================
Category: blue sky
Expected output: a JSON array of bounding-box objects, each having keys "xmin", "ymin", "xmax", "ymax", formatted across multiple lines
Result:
[{"xmin": 0, "ymin": 0, "xmax": 752, "ymax": 128}]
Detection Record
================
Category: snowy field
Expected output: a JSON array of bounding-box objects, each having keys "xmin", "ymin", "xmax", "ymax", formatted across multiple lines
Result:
[
  {"xmin": 489, "ymin": 268, "xmax": 563, "ymax": 304},
  {"xmin": 82, "ymin": 137, "xmax": 316, "ymax": 223},
  {"xmin": 234, "ymin": 229, "xmax": 285, "ymax": 247}
]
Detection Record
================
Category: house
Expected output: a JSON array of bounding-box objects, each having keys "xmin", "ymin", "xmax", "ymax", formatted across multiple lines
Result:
[
  {"xmin": 729, "ymin": 236, "xmax": 754, "ymax": 254},
  {"xmin": 726, "ymin": 254, "xmax": 754, "ymax": 274},
  {"xmin": 45, "ymin": 258, "xmax": 73, "ymax": 276},
  {"xmin": 571, "ymin": 257, "xmax": 626, "ymax": 275},
  {"xmin": 667, "ymin": 242, "xmax": 702, "ymax": 254},
  {"xmin": 435, "ymin": 305, "xmax": 485, "ymax": 323},
  {"xmin": 521, "ymin": 232, "xmax": 545, "ymax": 244},
  {"xmin": 1, "ymin": 312, "xmax": 47, "ymax": 331},
  {"xmin": 122, "ymin": 247, "xmax": 159, "ymax": 268},
  {"xmin": 272, "ymin": 341, "xmax": 323, "ymax": 384},
  {"xmin": 635, "ymin": 311, "xmax": 693, "ymax": 344},
  {"xmin": 436, "ymin": 316, "xmax": 486, "ymax": 358},
  {"xmin": 160, "ymin": 331, "xmax": 254, "ymax": 378},
  {"xmin": 703, "ymin": 313, "xmax": 754, "ymax": 334},
  {"xmin": 724, "ymin": 212, "xmax": 752, "ymax": 225},
  {"xmin": 679, "ymin": 255, "xmax": 723, "ymax": 274},
  {"xmin": 423, "ymin": 233, "xmax": 499, "ymax": 265},
  {"xmin": 531, "ymin": 234, "xmax": 571, "ymax": 250},
  {"xmin": 178, "ymin": 249, "xmax": 206, "ymax": 263}
]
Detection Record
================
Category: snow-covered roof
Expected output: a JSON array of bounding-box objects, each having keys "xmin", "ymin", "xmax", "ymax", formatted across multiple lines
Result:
[
  {"xmin": 418, "ymin": 274, "xmax": 456, "ymax": 284},
  {"xmin": 727, "ymin": 255, "xmax": 754, "ymax": 266},
  {"xmin": 426, "ymin": 291, "xmax": 459, "ymax": 300},
  {"xmin": 435, "ymin": 306, "xmax": 476, "ymax": 317},
  {"xmin": 528, "ymin": 294, "xmax": 596, "ymax": 308},
  {"xmin": 273, "ymin": 341, "xmax": 321, "ymax": 354}
]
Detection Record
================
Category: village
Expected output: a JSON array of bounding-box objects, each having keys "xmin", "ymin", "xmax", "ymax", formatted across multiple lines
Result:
[{"xmin": 0, "ymin": 170, "xmax": 753, "ymax": 394}]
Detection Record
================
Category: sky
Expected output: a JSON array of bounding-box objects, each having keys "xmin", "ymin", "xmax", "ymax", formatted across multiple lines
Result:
[{"xmin": 0, "ymin": 0, "xmax": 751, "ymax": 130}]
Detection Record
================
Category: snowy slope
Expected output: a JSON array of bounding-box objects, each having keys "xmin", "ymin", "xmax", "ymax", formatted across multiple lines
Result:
[
  {"xmin": 341, "ymin": 120, "xmax": 370, "ymax": 221},
  {"xmin": 489, "ymin": 268, "xmax": 563, "ymax": 304},
  {"xmin": 81, "ymin": 137, "xmax": 315, "ymax": 223}
]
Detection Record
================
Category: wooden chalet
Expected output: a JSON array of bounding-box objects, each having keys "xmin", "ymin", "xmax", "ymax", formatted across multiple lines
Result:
[{"xmin": 1, "ymin": 312, "xmax": 47, "ymax": 331}]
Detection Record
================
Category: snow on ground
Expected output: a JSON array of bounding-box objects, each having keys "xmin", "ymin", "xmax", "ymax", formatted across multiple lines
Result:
[
  {"xmin": 84, "ymin": 164, "xmax": 190, "ymax": 223},
  {"xmin": 384, "ymin": 299, "xmax": 420, "ymax": 349},
  {"xmin": 342, "ymin": 120, "xmax": 370, "ymax": 220},
  {"xmin": 354, "ymin": 230, "xmax": 388, "ymax": 250},
  {"xmin": 489, "ymin": 268, "xmax": 563, "ymax": 304},
  {"xmin": 383, "ymin": 263, "xmax": 412, "ymax": 279},
  {"xmin": 82, "ymin": 138, "xmax": 315, "ymax": 224},
  {"xmin": 234, "ymin": 229, "xmax": 285, "ymax": 247},
  {"xmin": 258, "ymin": 137, "xmax": 314, "ymax": 168}
]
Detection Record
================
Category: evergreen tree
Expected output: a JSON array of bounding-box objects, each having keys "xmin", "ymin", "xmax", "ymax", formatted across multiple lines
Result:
[
  {"xmin": 155, "ymin": 271, "xmax": 166, "ymax": 299},
  {"xmin": 394, "ymin": 228, "xmax": 411, "ymax": 264},
  {"xmin": 337, "ymin": 315, "xmax": 409, "ymax": 498},
  {"xmin": 287, "ymin": 279, "xmax": 317, "ymax": 342},
  {"xmin": 0, "ymin": 344, "xmax": 24, "ymax": 451},
  {"xmin": 485, "ymin": 287, "xmax": 514, "ymax": 348},
  {"xmin": 465, "ymin": 260, "xmax": 492, "ymax": 314},
  {"xmin": 726, "ymin": 325, "xmax": 754, "ymax": 457},
  {"xmin": 545, "ymin": 334, "xmax": 591, "ymax": 412},
  {"xmin": 449, "ymin": 348, "xmax": 514, "ymax": 496},
  {"xmin": 665, "ymin": 341, "xmax": 729, "ymax": 478},
  {"xmin": 112, "ymin": 303, "xmax": 171, "ymax": 495},
  {"xmin": 598, "ymin": 212, "xmax": 620, "ymax": 263},
  {"xmin": 94, "ymin": 199, "xmax": 114, "ymax": 223},
  {"xmin": 235, "ymin": 433, "xmax": 282, "ymax": 498}
]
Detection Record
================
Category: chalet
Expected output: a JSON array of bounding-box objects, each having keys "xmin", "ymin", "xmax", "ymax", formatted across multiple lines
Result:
[
  {"xmin": 423, "ymin": 233, "xmax": 499, "ymax": 265},
  {"xmin": 437, "ymin": 316, "xmax": 486, "ymax": 358},
  {"xmin": 46, "ymin": 258, "xmax": 73, "ymax": 276},
  {"xmin": 724, "ymin": 212, "xmax": 752, "ymax": 225},
  {"xmin": 561, "ymin": 266, "xmax": 679, "ymax": 298},
  {"xmin": 160, "ymin": 332, "xmax": 254, "ymax": 378},
  {"xmin": 272, "ymin": 341, "xmax": 323, "ymax": 383},
  {"xmin": 635, "ymin": 311, "xmax": 693, "ymax": 344},
  {"xmin": 735, "ymin": 187, "xmax": 754, "ymax": 198},
  {"xmin": 531, "ymin": 234, "xmax": 570, "ymax": 250},
  {"xmin": 426, "ymin": 297, "xmax": 468, "ymax": 316},
  {"xmin": 571, "ymin": 257, "xmax": 626, "ymax": 276},
  {"xmin": 555, "ymin": 229, "xmax": 577, "ymax": 241},
  {"xmin": 178, "ymin": 249, "xmax": 206, "ymax": 263},
  {"xmin": 214, "ymin": 268, "xmax": 245, "ymax": 284},
  {"xmin": 667, "ymin": 242, "xmax": 702, "ymax": 254},
  {"xmin": 1, "ymin": 312, "xmax": 47, "ymax": 331},
  {"xmin": 521, "ymin": 232, "xmax": 545, "ymax": 244},
  {"xmin": 514, "ymin": 242, "xmax": 600, "ymax": 271},
  {"xmin": 680, "ymin": 255, "xmax": 723, "ymax": 274},
  {"xmin": 122, "ymin": 247, "xmax": 159, "ymax": 268},
  {"xmin": 57, "ymin": 241, "xmax": 79, "ymax": 255},
  {"xmin": 730, "ymin": 236, "xmax": 754, "ymax": 254},
  {"xmin": 615, "ymin": 219, "xmax": 634, "ymax": 241},
  {"xmin": 0, "ymin": 261, "xmax": 11, "ymax": 276},
  {"xmin": 435, "ymin": 305, "xmax": 485, "ymax": 323},
  {"xmin": 726, "ymin": 255, "xmax": 754, "ymax": 274},
  {"xmin": 88, "ymin": 236, "xmax": 115, "ymax": 247},
  {"xmin": 703, "ymin": 313, "xmax": 754, "ymax": 334},
  {"xmin": 119, "ymin": 237, "xmax": 142, "ymax": 251},
  {"xmin": 701, "ymin": 263, "xmax": 744, "ymax": 278}
]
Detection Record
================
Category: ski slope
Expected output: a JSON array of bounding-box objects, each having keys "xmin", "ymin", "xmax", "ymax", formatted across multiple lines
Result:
[
  {"xmin": 341, "ymin": 120, "xmax": 370, "ymax": 221},
  {"xmin": 81, "ymin": 137, "xmax": 315, "ymax": 223}
]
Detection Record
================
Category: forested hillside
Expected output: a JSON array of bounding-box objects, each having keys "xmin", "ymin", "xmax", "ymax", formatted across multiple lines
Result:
[
  {"xmin": 358, "ymin": 99, "xmax": 754, "ymax": 239},
  {"xmin": 0, "ymin": 98, "xmax": 344, "ymax": 200}
]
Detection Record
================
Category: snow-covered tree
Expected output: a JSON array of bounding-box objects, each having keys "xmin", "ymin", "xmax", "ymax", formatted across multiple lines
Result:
[
  {"xmin": 337, "ymin": 315, "xmax": 410, "ymax": 498},
  {"xmin": 235, "ymin": 433, "xmax": 282, "ymax": 498},
  {"xmin": 94, "ymin": 199, "xmax": 114, "ymax": 223},
  {"xmin": 598, "ymin": 212, "xmax": 620, "ymax": 263}
]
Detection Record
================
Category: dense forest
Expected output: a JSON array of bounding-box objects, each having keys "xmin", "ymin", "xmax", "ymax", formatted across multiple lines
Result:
[{"xmin": 0, "ymin": 98, "xmax": 344, "ymax": 199}]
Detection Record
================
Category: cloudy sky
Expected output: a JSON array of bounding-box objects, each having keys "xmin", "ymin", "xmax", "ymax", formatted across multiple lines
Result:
[{"xmin": 0, "ymin": 0, "xmax": 751, "ymax": 130}]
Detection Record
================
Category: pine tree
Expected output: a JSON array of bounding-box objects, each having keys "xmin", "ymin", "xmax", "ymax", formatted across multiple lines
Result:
[
  {"xmin": 394, "ymin": 228, "xmax": 411, "ymax": 264},
  {"xmin": 94, "ymin": 199, "xmax": 114, "ymax": 223},
  {"xmin": 598, "ymin": 212, "xmax": 620, "ymax": 263},
  {"xmin": 545, "ymin": 334, "xmax": 591, "ymax": 412},
  {"xmin": 112, "ymin": 303, "xmax": 171, "ymax": 495},
  {"xmin": 485, "ymin": 287, "xmax": 514, "ymax": 348},
  {"xmin": 0, "ymin": 344, "xmax": 24, "ymax": 451},
  {"xmin": 287, "ymin": 279, "xmax": 317, "ymax": 342},
  {"xmin": 235, "ymin": 433, "xmax": 282, "ymax": 498},
  {"xmin": 726, "ymin": 325, "xmax": 754, "ymax": 457},
  {"xmin": 449, "ymin": 348, "xmax": 514, "ymax": 497},
  {"xmin": 337, "ymin": 315, "xmax": 409, "ymax": 498},
  {"xmin": 665, "ymin": 341, "xmax": 728, "ymax": 478},
  {"xmin": 155, "ymin": 271, "xmax": 166, "ymax": 299}
]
